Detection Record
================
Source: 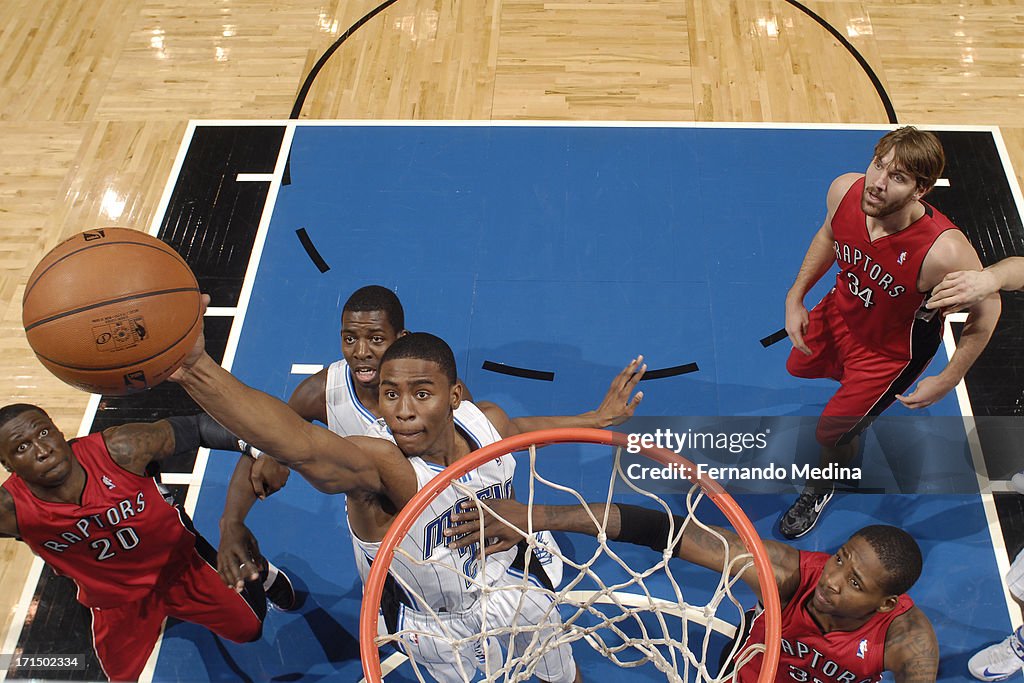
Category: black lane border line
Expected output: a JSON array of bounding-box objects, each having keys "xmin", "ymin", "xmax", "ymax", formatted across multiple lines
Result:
[
  {"xmin": 760, "ymin": 328, "xmax": 788, "ymax": 348},
  {"xmin": 482, "ymin": 361, "xmax": 555, "ymax": 382},
  {"xmin": 296, "ymin": 228, "xmax": 331, "ymax": 272},
  {"xmin": 639, "ymin": 363, "xmax": 699, "ymax": 380},
  {"xmin": 783, "ymin": 0, "xmax": 898, "ymax": 124},
  {"xmin": 290, "ymin": 0, "xmax": 402, "ymax": 119}
]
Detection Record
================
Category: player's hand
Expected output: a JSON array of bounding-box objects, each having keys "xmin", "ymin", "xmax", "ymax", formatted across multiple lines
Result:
[
  {"xmin": 895, "ymin": 375, "xmax": 956, "ymax": 409},
  {"xmin": 217, "ymin": 520, "xmax": 265, "ymax": 592},
  {"xmin": 445, "ymin": 498, "xmax": 530, "ymax": 553},
  {"xmin": 170, "ymin": 294, "xmax": 210, "ymax": 381},
  {"xmin": 926, "ymin": 269, "xmax": 998, "ymax": 313},
  {"xmin": 593, "ymin": 356, "xmax": 646, "ymax": 427},
  {"xmin": 250, "ymin": 455, "xmax": 290, "ymax": 499},
  {"xmin": 785, "ymin": 299, "xmax": 811, "ymax": 355}
]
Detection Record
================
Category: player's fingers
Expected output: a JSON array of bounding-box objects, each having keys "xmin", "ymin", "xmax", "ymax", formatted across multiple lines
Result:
[
  {"xmin": 788, "ymin": 330, "xmax": 811, "ymax": 355},
  {"xmin": 625, "ymin": 362, "xmax": 647, "ymax": 391},
  {"xmin": 611, "ymin": 357, "xmax": 638, "ymax": 391},
  {"xmin": 444, "ymin": 522, "xmax": 482, "ymax": 549},
  {"xmin": 250, "ymin": 473, "xmax": 267, "ymax": 499},
  {"xmin": 220, "ymin": 552, "xmax": 245, "ymax": 590},
  {"xmin": 246, "ymin": 537, "xmax": 266, "ymax": 576},
  {"xmin": 482, "ymin": 538, "xmax": 518, "ymax": 554},
  {"xmin": 627, "ymin": 390, "xmax": 644, "ymax": 410},
  {"xmin": 895, "ymin": 392, "xmax": 919, "ymax": 408}
]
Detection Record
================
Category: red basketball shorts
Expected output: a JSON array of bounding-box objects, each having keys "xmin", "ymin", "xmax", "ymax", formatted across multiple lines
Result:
[
  {"xmin": 786, "ymin": 291, "xmax": 939, "ymax": 447},
  {"xmin": 89, "ymin": 545, "xmax": 263, "ymax": 681}
]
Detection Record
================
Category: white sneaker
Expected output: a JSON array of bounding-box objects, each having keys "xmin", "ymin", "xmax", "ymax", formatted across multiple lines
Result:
[
  {"xmin": 969, "ymin": 627, "xmax": 1024, "ymax": 681},
  {"xmin": 1010, "ymin": 471, "xmax": 1024, "ymax": 495}
]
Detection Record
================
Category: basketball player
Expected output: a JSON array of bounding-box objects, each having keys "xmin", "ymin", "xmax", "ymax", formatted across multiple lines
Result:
[
  {"xmin": 781, "ymin": 126, "xmax": 1001, "ymax": 538},
  {"xmin": 447, "ymin": 500, "xmax": 938, "ymax": 683},
  {"xmin": 218, "ymin": 284, "xmax": 481, "ymax": 589},
  {"xmin": 172, "ymin": 298, "xmax": 645, "ymax": 682},
  {"xmin": 0, "ymin": 404, "xmax": 296, "ymax": 682}
]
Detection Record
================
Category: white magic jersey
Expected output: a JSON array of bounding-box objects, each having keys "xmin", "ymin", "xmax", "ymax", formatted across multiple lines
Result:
[
  {"xmin": 352, "ymin": 401, "xmax": 516, "ymax": 613},
  {"xmin": 325, "ymin": 358, "xmax": 377, "ymax": 436},
  {"xmin": 355, "ymin": 402, "xmax": 577, "ymax": 683}
]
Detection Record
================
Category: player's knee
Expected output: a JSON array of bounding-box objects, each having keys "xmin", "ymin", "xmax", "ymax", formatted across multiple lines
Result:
[
  {"xmin": 222, "ymin": 618, "xmax": 263, "ymax": 644},
  {"xmin": 786, "ymin": 350, "xmax": 817, "ymax": 379},
  {"xmin": 815, "ymin": 416, "xmax": 856, "ymax": 448}
]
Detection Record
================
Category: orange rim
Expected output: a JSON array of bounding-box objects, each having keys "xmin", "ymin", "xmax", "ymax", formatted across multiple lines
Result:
[{"xmin": 359, "ymin": 427, "xmax": 781, "ymax": 683}]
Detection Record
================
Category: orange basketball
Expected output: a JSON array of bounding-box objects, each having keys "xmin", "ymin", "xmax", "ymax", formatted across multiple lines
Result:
[{"xmin": 22, "ymin": 228, "xmax": 202, "ymax": 396}]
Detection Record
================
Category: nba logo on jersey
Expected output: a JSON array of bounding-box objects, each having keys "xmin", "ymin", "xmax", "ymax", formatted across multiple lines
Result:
[
  {"xmin": 102, "ymin": 475, "xmax": 116, "ymax": 490},
  {"xmin": 897, "ymin": 251, "xmax": 907, "ymax": 265},
  {"xmin": 857, "ymin": 638, "xmax": 868, "ymax": 659}
]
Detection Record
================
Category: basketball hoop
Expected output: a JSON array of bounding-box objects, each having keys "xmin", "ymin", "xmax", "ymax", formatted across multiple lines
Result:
[{"xmin": 360, "ymin": 428, "xmax": 781, "ymax": 682}]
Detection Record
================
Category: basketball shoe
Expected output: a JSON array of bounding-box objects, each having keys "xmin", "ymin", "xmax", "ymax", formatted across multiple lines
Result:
[
  {"xmin": 969, "ymin": 627, "xmax": 1024, "ymax": 681},
  {"xmin": 778, "ymin": 485, "xmax": 834, "ymax": 539},
  {"xmin": 264, "ymin": 564, "xmax": 298, "ymax": 611}
]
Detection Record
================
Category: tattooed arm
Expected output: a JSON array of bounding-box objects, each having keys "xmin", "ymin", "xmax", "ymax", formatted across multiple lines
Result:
[
  {"xmin": 103, "ymin": 414, "xmax": 249, "ymax": 477},
  {"xmin": 103, "ymin": 422, "xmax": 178, "ymax": 475},
  {"xmin": 884, "ymin": 607, "xmax": 939, "ymax": 683}
]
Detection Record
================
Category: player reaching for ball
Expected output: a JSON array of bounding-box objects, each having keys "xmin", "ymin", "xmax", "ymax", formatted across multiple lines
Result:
[
  {"xmin": 171, "ymin": 294, "xmax": 646, "ymax": 683},
  {"xmin": 0, "ymin": 404, "xmax": 296, "ymax": 682},
  {"xmin": 446, "ymin": 499, "xmax": 939, "ymax": 683}
]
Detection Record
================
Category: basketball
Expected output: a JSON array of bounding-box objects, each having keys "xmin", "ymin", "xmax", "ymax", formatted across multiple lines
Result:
[{"xmin": 22, "ymin": 228, "xmax": 202, "ymax": 396}]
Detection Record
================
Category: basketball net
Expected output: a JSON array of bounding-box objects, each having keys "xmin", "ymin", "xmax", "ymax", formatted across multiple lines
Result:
[{"xmin": 360, "ymin": 428, "xmax": 781, "ymax": 683}]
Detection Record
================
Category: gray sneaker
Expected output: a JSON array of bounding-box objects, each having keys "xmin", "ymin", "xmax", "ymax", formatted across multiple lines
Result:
[{"xmin": 778, "ymin": 486, "xmax": 834, "ymax": 539}]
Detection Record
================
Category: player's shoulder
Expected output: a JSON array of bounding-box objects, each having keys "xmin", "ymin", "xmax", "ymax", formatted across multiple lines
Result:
[
  {"xmin": 288, "ymin": 367, "xmax": 330, "ymax": 421},
  {"xmin": 101, "ymin": 422, "xmax": 173, "ymax": 474},
  {"xmin": 473, "ymin": 401, "xmax": 511, "ymax": 433},
  {"xmin": 925, "ymin": 226, "xmax": 979, "ymax": 272},
  {"xmin": 887, "ymin": 604, "xmax": 935, "ymax": 637},
  {"xmin": 827, "ymin": 173, "xmax": 863, "ymax": 202}
]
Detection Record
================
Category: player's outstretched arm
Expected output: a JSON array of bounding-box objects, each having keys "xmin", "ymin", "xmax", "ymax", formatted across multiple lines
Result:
[
  {"xmin": 169, "ymin": 296, "xmax": 394, "ymax": 497},
  {"xmin": 483, "ymin": 357, "xmax": 646, "ymax": 437},
  {"xmin": 448, "ymin": 499, "xmax": 800, "ymax": 604},
  {"xmin": 883, "ymin": 608, "xmax": 939, "ymax": 683}
]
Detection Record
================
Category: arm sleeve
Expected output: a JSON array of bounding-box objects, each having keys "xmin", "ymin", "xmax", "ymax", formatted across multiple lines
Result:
[
  {"xmin": 165, "ymin": 413, "xmax": 253, "ymax": 456},
  {"xmin": 614, "ymin": 503, "xmax": 683, "ymax": 554}
]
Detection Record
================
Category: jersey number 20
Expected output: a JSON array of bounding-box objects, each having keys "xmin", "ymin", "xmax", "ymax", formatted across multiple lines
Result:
[{"xmin": 89, "ymin": 527, "xmax": 141, "ymax": 561}]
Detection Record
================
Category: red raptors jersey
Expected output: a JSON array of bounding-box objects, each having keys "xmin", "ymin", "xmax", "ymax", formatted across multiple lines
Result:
[
  {"xmin": 831, "ymin": 177, "xmax": 958, "ymax": 359},
  {"xmin": 2, "ymin": 433, "xmax": 196, "ymax": 608},
  {"xmin": 738, "ymin": 551, "xmax": 913, "ymax": 683}
]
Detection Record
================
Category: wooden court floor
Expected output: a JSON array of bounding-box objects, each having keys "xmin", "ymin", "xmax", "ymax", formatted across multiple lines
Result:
[{"xmin": 1, "ymin": 0, "xmax": 1023, "ymax": 673}]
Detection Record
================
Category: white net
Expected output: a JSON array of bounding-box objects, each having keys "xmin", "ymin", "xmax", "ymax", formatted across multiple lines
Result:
[{"xmin": 366, "ymin": 438, "xmax": 773, "ymax": 683}]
